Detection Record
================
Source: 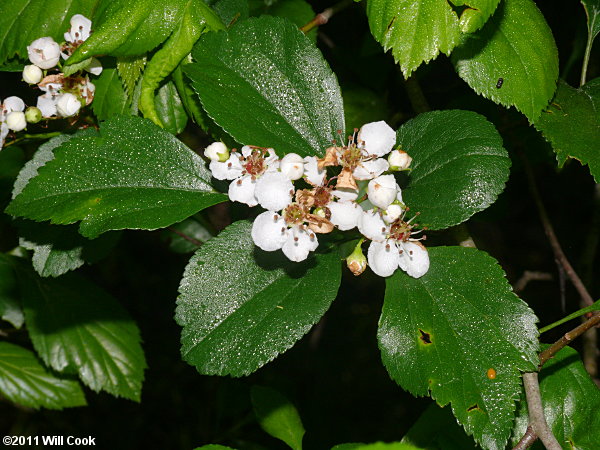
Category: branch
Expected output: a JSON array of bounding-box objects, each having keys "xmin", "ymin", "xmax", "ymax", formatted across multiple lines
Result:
[
  {"xmin": 520, "ymin": 153, "xmax": 595, "ymax": 307},
  {"xmin": 513, "ymin": 270, "xmax": 553, "ymax": 294},
  {"xmin": 300, "ymin": 0, "xmax": 353, "ymax": 34},
  {"xmin": 539, "ymin": 312, "xmax": 600, "ymax": 367},
  {"xmin": 167, "ymin": 227, "xmax": 203, "ymax": 247},
  {"xmin": 521, "ymin": 373, "xmax": 562, "ymax": 450},
  {"xmin": 512, "ymin": 425, "xmax": 538, "ymax": 450}
]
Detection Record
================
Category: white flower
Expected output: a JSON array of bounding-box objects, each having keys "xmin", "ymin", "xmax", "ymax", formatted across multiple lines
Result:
[
  {"xmin": 22, "ymin": 65, "xmax": 43, "ymax": 84},
  {"xmin": 64, "ymin": 14, "xmax": 92, "ymax": 43},
  {"xmin": 254, "ymin": 171, "xmax": 294, "ymax": 211},
  {"xmin": 6, "ymin": 111, "xmax": 26, "ymax": 131},
  {"xmin": 37, "ymin": 94, "xmax": 58, "ymax": 117},
  {"xmin": 327, "ymin": 200, "xmax": 362, "ymax": 231},
  {"xmin": 368, "ymin": 240, "xmax": 429, "ymax": 278},
  {"xmin": 304, "ymin": 156, "xmax": 325, "ymax": 185},
  {"xmin": 388, "ymin": 149, "xmax": 412, "ymax": 170},
  {"xmin": 353, "ymin": 157, "xmax": 389, "ymax": 180},
  {"xmin": 367, "ymin": 174, "xmax": 400, "ymax": 209},
  {"xmin": 27, "ymin": 37, "xmax": 61, "ymax": 69},
  {"xmin": 357, "ymin": 120, "xmax": 396, "ymax": 157},
  {"xmin": 251, "ymin": 211, "xmax": 318, "ymax": 262},
  {"xmin": 204, "ymin": 142, "xmax": 229, "ymax": 162},
  {"xmin": 56, "ymin": 93, "xmax": 81, "ymax": 117},
  {"xmin": 280, "ymin": 153, "xmax": 304, "ymax": 180}
]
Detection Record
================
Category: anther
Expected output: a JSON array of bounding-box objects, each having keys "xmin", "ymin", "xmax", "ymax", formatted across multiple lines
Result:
[
  {"xmin": 294, "ymin": 237, "xmax": 299, "ymax": 242},
  {"xmin": 227, "ymin": 162, "xmax": 232, "ymax": 167},
  {"xmin": 409, "ymin": 250, "xmax": 413, "ymax": 255},
  {"xmin": 381, "ymin": 227, "xmax": 386, "ymax": 232},
  {"xmin": 273, "ymin": 214, "xmax": 279, "ymax": 220},
  {"xmin": 385, "ymin": 243, "xmax": 390, "ymax": 250},
  {"xmin": 236, "ymin": 179, "xmax": 242, "ymax": 185},
  {"xmin": 281, "ymin": 227, "xmax": 286, "ymax": 233}
]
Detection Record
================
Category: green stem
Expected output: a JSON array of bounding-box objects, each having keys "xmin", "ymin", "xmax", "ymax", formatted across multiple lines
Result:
[
  {"xmin": 539, "ymin": 298, "xmax": 600, "ymax": 334},
  {"xmin": 580, "ymin": 17, "xmax": 596, "ymax": 86},
  {"xmin": 4, "ymin": 131, "xmax": 62, "ymax": 147}
]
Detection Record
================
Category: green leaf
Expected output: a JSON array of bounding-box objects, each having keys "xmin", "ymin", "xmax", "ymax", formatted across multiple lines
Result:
[
  {"xmin": 18, "ymin": 221, "xmax": 120, "ymax": 278},
  {"xmin": 6, "ymin": 115, "xmax": 226, "ymax": 239},
  {"xmin": 366, "ymin": 0, "xmax": 499, "ymax": 78},
  {"xmin": 161, "ymin": 217, "xmax": 213, "ymax": 253},
  {"xmin": 68, "ymin": 0, "xmax": 194, "ymax": 64},
  {"xmin": 398, "ymin": 110, "xmax": 510, "ymax": 230},
  {"xmin": 92, "ymin": 68, "xmax": 131, "ymax": 120},
  {"xmin": 452, "ymin": 0, "xmax": 559, "ymax": 122},
  {"xmin": 332, "ymin": 443, "xmax": 422, "ymax": 450},
  {"xmin": 379, "ymin": 246, "xmax": 539, "ymax": 450},
  {"xmin": 401, "ymin": 403, "xmax": 478, "ymax": 449},
  {"xmin": 117, "ymin": 55, "xmax": 147, "ymax": 98},
  {"xmin": 342, "ymin": 86, "xmax": 389, "ymax": 132},
  {"xmin": 19, "ymin": 269, "xmax": 147, "ymax": 401},
  {"xmin": 138, "ymin": 0, "xmax": 224, "ymax": 127},
  {"xmin": 0, "ymin": 0, "xmax": 99, "ymax": 65},
  {"xmin": 176, "ymin": 221, "xmax": 342, "ymax": 376},
  {"xmin": 533, "ymin": 78, "xmax": 600, "ymax": 182},
  {"xmin": 209, "ymin": 0, "xmax": 250, "ymax": 25},
  {"xmin": 186, "ymin": 16, "xmax": 345, "ymax": 157},
  {"xmin": 154, "ymin": 81, "xmax": 189, "ymax": 135},
  {"xmin": 62, "ymin": 58, "xmax": 93, "ymax": 77},
  {"xmin": 194, "ymin": 446, "xmax": 237, "ymax": 450},
  {"xmin": 0, "ymin": 342, "xmax": 86, "ymax": 410},
  {"xmin": 582, "ymin": 0, "xmax": 600, "ymax": 43},
  {"xmin": 251, "ymin": 385, "xmax": 305, "ymax": 450},
  {"xmin": 512, "ymin": 346, "xmax": 600, "ymax": 449},
  {"xmin": 0, "ymin": 254, "xmax": 24, "ymax": 328}
]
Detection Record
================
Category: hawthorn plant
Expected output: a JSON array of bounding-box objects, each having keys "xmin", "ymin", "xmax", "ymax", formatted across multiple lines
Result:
[{"xmin": 0, "ymin": 0, "xmax": 598, "ymax": 449}]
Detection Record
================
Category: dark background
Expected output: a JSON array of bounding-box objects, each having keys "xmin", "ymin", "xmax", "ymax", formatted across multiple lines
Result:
[{"xmin": 0, "ymin": 1, "xmax": 598, "ymax": 448}]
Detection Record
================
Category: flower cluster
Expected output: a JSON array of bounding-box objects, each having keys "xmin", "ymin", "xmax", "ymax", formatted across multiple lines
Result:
[
  {"xmin": 1, "ymin": 14, "xmax": 100, "ymax": 148},
  {"xmin": 205, "ymin": 121, "xmax": 430, "ymax": 279}
]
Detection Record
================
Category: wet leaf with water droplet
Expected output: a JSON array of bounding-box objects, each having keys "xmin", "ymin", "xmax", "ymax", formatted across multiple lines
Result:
[
  {"xmin": 398, "ymin": 110, "xmax": 510, "ymax": 230},
  {"xmin": 6, "ymin": 115, "xmax": 226, "ymax": 238},
  {"xmin": 186, "ymin": 16, "xmax": 345, "ymax": 157},
  {"xmin": 380, "ymin": 246, "xmax": 539, "ymax": 450},
  {"xmin": 176, "ymin": 221, "xmax": 341, "ymax": 376}
]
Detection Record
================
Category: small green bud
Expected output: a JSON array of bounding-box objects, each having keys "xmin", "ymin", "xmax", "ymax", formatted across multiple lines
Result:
[
  {"xmin": 346, "ymin": 239, "xmax": 367, "ymax": 276},
  {"xmin": 25, "ymin": 106, "xmax": 43, "ymax": 124}
]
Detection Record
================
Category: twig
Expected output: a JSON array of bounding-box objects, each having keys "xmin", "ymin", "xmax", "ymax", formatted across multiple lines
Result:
[
  {"xmin": 520, "ymin": 153, "xmax": 595, "ymax": 307},
  {"xmin": 299, "ymin": 0, "xmax": 353, "ymax": 34},
  {"xmin": 538, "ymin": 312, "xmax": 600, "ymax": 367},
  {"xmin": 513, "ymin": 271, "xmax": 553, "ymax": 294},
  {"xmin": 512, "ymin": 425, "xmax": 538, "ymax": 450},
  {"xmin": 404, "ymin": 75, "xmax": 431, "ymax": 113},
  {"xmin": 521, "ymin": 373, "xmax": 562, "ymax": 450},
  {"xmin": 167, "ymin": 226, "xmax": 202, "ymax": 247}
]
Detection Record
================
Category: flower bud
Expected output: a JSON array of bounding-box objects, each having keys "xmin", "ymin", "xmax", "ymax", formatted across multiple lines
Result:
[
  {"xmin": 367, "ymin": 174, "xmax": 399, "ymax": 209},
  {"xmin": 280, "ymin": 153, "xmax": 304, "ymax": 180},
  {"xmin": 388, "ymin": 149, "xmax": 412, "ymax": 170},
  {"xmin": 382, "ymin": 203, "xmax": 404, "ymax": 223},
  {"xmin": 27, "ymin": 37, "xmax": 60, "ymax": 69},
  {"xmin": 346, "ymin": 240, "xmax": 367, "ymax": 276},
  {"xmin": 56, "ymin": 93, "xmax": 81, "ymax": 117},
  {"xmin": 22, "ymin": 65, "xmax": 43, "ymax": 84},
  {"xmin": 6, "ymin": 111, "xmax": 27, "ymax": 132},
  {"xmin": 204, "ymin": 142, "xmax": 229, "ymax": 162},
  {"xmin": 25, "ymin": 106, "xmax": 43, "ymax": 124}
]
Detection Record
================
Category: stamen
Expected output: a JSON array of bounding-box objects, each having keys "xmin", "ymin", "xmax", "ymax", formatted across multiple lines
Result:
[
  {"xmin": 236, "ymin": 179, "xmax": 242, "ymax": 185},
  {"xmin": 294, "ymin": 237, "xmax": 299, "ymax": 242},
  {"xmin": 289, "ymin": 189, "xmax": 294, "ymax": 195},
  {"xmin": 381, "ymin": 227, "xmax": 386, "ymax": 232},
  {"xmin": 227, "ymin": 162, "xmax": 232, "ymax": 167},
  {"xmin": 281, "ymin": 227, "xmax": 286, "ymax": 233},
  {"xmin": 310, "ymin": 233, "xmax": 315, "ymax": 240},
  {"xmin": 273, "ymin": 214, "xmax": 279, "ymax": 220},
  {"xmin": 409, "ymin": 250, "xmax": 413, "ymax": 255},
  {"xmin": 385, "ymin": 243, "xmax": 390, "ymax": 250}
]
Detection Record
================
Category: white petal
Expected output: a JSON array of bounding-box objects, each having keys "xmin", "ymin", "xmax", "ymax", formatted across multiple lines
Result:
[
  {"xmin": 251, "ymin": 211, "xmax": 287, "ymax": 251},
  {"xmin": 209, "ymin": 154, "xmax": 243, "ymax": 180},
  {"xmin": 0, "ymin": 122, "xmax": 9, "ymax": 147},
  {"xmin": 367, "ymin": 240, "xmax": 400, "ymax": 277},
  {"xmin": 228, "ymin": 175, "xmax": 258, "ymax": 207},
  {"xmin": 367, "ymin": 174, "xmax": 398, "ymax": 209},
  {"xmin": 264, "ymin": 148, "xmax": 280, "ymax": 171},
  {"xmin": 4, "ymin": 96, "xmax": 25, "ymax": 113},
  {"xmin": 303, "ymin": 156, "xmax": 325, "ymax": 186},
  {"xmin": 398, "ymin": 241, "xmax": 430, "ymax": 278},
  {"xmin": 353, "ymin": 158, "xmax": 389, "ymax": 180},
  {"xmin": 282, "ymin": 226, "xmax": 318, "ymax": 262},
  {"xmin": 332, "ymin": 188, "xmax": 358, "ymax": 202},
  {"xmin": 382, "ymin": 203, "xmax": 404, "ymax": 224},
  {"xmin": 66, "ymin": 14, "xmax": 92, "ymax": 42},
  {"xmin": 327, "ymin": 201, "xmax": 362, "ymax": 231},
  {"xmin": 357, "ymin": 121, "xmax": 396, "ymax": 157},
  {"xmin": 358, "ymin": 209, "xmax": 388, "ymax": 242},
  {"xmin": 56, "ymin": 93, "xmax": 81, "ymax": 117},
  {"xmin": 27, "ymin": 37, "xmax": 60, "ymax": 69},
  {"xmin": 86, "ymin": 57, "xmax": 103, "ymax": 76},
  {"xmin": 255, "ymin": 171, "xmax": 293, "ymax": 211},
  {"xmin": 241, "ymin": 145, "xmax": 253, "ymax": 157},
  {"xmin": 280, "ymin": 153, "xmax": 304, "ymax": 180},
  {"xmin": 36, "ymin": 94, "xmax": 57, "ymax": 117},
  {"xmin": 38, "ymin": 82, "xmax": 62, "ymax": 94}
]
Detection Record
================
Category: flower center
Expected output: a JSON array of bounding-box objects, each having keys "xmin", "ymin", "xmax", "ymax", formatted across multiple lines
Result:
[
  {"xmin": 283, "ymin": 203, "xmax": 308, "ymax": 226},
  {"xmin": 243, "ymin": 151, "xmax": 266, "ymax": 176}
]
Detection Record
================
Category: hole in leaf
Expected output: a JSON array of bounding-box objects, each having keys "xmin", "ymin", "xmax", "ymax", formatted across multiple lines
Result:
[
  {"xmin": 386, "ymin": 16, "xmax": 396, "ymax": 32},
  {"xmin": 419, "ymin": 329, "xmax": 432, "ymax": 344},
  {"xmin": 467, "ymin": 404, "xmax": 481, "ymax": 412}
]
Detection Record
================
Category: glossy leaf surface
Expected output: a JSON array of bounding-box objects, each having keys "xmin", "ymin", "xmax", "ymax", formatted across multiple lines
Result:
[
  {"xmin": 452, "ymin": 0, "xmax": 558, "ymax": 122},
  {"xmin": 380, "ymin": 246, "xmax": 539, "ymax": 449},
  {"xmin": 176, "ymin": 221, "xmax": 341, "ymax": 376},
  {"xmin": 398, "ymin": 110, "xmax": 510, "ymax": 230},
  {"xmin": 186, "ymin": 16, "xmax": 345, "ymax": 157},
  {"xmin": 7, "ymin": 115, "xmax": 226, "ymax": 238},
  {"xmin": 0, "ymin": 342, "xmax": 86, "ymax": 410}
]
